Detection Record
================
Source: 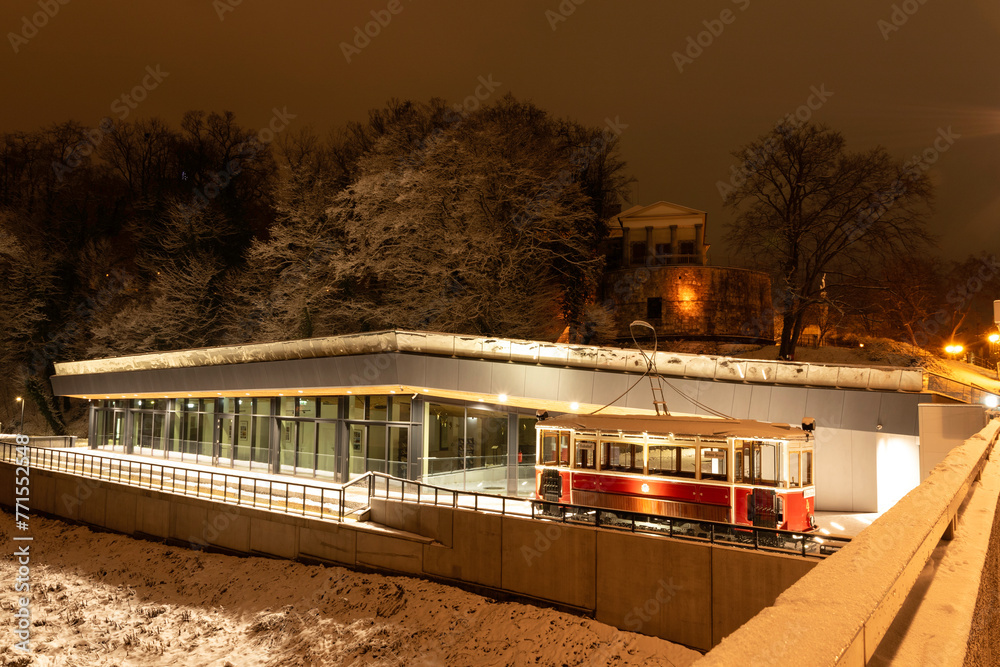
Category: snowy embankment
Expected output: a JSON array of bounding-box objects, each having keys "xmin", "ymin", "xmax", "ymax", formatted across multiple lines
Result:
[
  {"xmin": 0, "ymin": 514, "xmax": 700, "ymax": 667},
  {"xmin": 697, "ymin": 419, "xmax": 1000, "ymax": 666}
]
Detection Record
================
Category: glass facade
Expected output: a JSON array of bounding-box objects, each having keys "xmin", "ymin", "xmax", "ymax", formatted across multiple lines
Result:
[{"xmin": 88, "ymin": 394, "xmax": 537, "ymax": 496}]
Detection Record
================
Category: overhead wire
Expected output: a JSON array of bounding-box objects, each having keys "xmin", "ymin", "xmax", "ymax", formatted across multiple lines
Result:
[{"xmin": 588, "ymin": 320, "xmax": 734, "ymax": 419}]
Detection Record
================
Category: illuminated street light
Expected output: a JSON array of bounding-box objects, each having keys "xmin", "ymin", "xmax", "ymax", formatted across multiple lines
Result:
[
  {"xmin": 15, "ymin": 396, "xmax": 24, "ymax": 434},
  {"xmin": 989, "ymin": 333, "xmax": 1000, "ymax": 344}
]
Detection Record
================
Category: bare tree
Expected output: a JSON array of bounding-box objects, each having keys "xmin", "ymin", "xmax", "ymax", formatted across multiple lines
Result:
[{"xmin": 724, "ymin": 122, "xmax": 933, "ymax": 359}]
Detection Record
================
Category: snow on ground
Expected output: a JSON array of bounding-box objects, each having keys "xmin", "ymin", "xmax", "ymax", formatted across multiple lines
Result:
[
  {"xmin": 0, "ymin": 513, "xmax": 700, "ymax": 667},
  {"xmin": 813, "ymin": 511, "xmax": 880, "ymax": 538}
]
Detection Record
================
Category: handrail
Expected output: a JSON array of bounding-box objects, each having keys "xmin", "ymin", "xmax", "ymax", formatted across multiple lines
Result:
[
  {"xmin": 1, "ymin": 443, "xmax": 849, "ymax": 559},
  {"xmin": 0, "ymin": 442, "xmax": 370, "ymax": 523},
  {"xmin": 362, "ymin": 470, "xmax": 849, "ymax": 558},
  {"xmin": 924, "ymin": 371, "xmax": 997, "ymax": 405}
]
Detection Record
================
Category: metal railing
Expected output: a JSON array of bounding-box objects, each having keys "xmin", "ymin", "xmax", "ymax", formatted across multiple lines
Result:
[
  {"xmin": 0, "ymin": 442, "xmax": 370, "ymax": 522},
  {"xmin": 365, "ymin": 471, "xmax": 849, "ymax": 558},
  {"xmin": 1, "ymin": 442, "xmax": 850, "ymax": 558},
  {"xmin": 369, "ymin": 471, "xmax": 533, "ymax": 517},
  {"xmin": 0, "ymin": 434, "xmax": 77, "ymax": 448},
  {"xmin": 925, "ymin": 372, "xmax": 996, "ymax": 405}
]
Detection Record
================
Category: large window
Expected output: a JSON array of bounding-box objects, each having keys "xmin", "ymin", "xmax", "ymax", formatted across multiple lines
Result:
[
  {"xmin": 540, "ymin": 431, "xmax": 569, "ymax": 468},
  {"xmin": 574, "ymin": 440, "xmax": 596, "ymax": 470},
  {"xmin": 94, "ymin": 393, "xmax": 422, "ymax": 482},
  {"xmin": 427, "ymin": 403, "xmax": 465, "ymax": 474},
  {"xmin": 737, "ymin": 440, "xmax": 782, "ymax": 486},
  {"xmin": 700, "ymin": 442, "xmax": 728, "ymax": 481},
  {"xmin": 603, "ymin": 441, "xmax": 642, "ymax": 473},
  {"xmin": 648, "ymin": 444, "xmax": 696, "ymax": 478}
]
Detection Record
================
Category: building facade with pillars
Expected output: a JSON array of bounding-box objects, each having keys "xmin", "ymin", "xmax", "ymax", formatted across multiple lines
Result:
[
  {"xmin": 607, "ymin": 201, "xmax": 710, "ymax": 268},
  {"xmin": 602, "ymin": 201, "xmax": 774, "ymax": 345}
]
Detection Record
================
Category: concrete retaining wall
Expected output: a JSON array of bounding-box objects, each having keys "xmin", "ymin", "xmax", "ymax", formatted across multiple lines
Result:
[{"xmin": 0, "ymin": 463, "xmax": 817, "ymax": 652}]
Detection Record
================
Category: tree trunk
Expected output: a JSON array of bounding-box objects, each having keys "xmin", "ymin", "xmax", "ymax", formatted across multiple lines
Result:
[{"xmin": 777, "ymin": 311, "xmax": 797, "ymax": 360}]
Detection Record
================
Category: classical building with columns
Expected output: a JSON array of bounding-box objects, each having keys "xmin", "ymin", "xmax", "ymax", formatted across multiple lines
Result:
[{"xmin": 602, "ymin": 201, "xmax": 774, "ymax": 345}]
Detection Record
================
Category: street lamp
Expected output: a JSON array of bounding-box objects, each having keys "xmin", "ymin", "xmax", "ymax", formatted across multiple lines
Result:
[
  {"xmin": 15, "ymin": 396, "xmax": 24, "ymax": 435},
  {"xmin": 944, "ymin": 344, "xmax": 964, "ymax": 360},
  {"xmin": 990, "ymin": 332, "xmax": 1000, "ymax": 374}
]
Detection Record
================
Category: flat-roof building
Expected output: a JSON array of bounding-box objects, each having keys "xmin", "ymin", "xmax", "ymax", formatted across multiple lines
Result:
[{"xmin": 51, "ymin": 330, "xmax": 930, "ymax": 510}]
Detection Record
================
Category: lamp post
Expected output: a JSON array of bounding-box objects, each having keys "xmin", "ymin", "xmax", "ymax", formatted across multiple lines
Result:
[
  {"xmin": 990, "ymin": 332, "xmax": 1000, "ymax": 376},
  {"xmin": 944, "ymin": 344, "xmax": 964, "ymax": 361},
  {"xmin": 15, "ymin": 396, "xmax": 24, "ymax": 435}
]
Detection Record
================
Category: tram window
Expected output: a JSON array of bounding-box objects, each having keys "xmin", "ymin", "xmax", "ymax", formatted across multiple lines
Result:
[
  {"xmin": 558, "ymin": 433, "xmax": 570, "ymax": 467},
  {"xmin": 541, "ymin": 431, "xmax": 558, "ymax": 465},
  {"xmin": 789, "ymin": 452, "xmax": 801, "ymax": 487},
  {"xmin": 803, "ymin": 451, "xmax": 814, "ymax": 485},
  {"xmin": 604, "ymin": 441, "xmax": 641, "ymax": 473},
  {"xmin": 700, "ymin": 447, "xmax": 728, "ymax": 481},
  {"xmin": 753, "ymin": 442, "xmax": 781, "ymax": 486},
  {"xmin": 574, "ymin": 440, "xmax": 596, "ymax": 469},
  {"xmin": 735, "ymin": 450, "xmax": 744, "ymax": 483},
  {"xmin": 648, "ymin": 445, "xmax": 696, "ymax": 478}
]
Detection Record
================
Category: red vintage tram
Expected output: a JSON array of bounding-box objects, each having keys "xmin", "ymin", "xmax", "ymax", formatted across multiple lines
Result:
[{"xmin": 534, "ymin": 413, "xmax": 817, "ymax": 532}]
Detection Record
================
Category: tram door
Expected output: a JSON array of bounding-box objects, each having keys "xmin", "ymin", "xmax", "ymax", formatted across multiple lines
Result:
[{"xmin": 750, "ymin": 488, "xmax": 777, "ymax": 528}]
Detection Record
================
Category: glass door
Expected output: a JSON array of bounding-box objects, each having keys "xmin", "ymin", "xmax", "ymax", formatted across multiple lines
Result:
[
  {"xmin": 279, "ymin": 419, "xmax": 297, "ymax": 474},
  {"xmin": 217, "ymin": 415, "xmax": 235, "ymax": 466},
  {"xmin": 111, "ymin": 411, "xmax": 126, "ymax": 451},
  {"xmin": 133, "ymin": 412, "xmax": 155, "ymax": 456},
  {"xmin": 317, "ymin": 422, "xmax": 337, "ymax": 478},
  {"xmin": 348, "ymin": 424, "xmax": 366, "ymax": 478}
]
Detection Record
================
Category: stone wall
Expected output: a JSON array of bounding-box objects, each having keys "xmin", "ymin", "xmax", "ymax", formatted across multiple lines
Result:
[{"xmin": 603, "ymin": 265, "xmax": 773, "ymax": 344}]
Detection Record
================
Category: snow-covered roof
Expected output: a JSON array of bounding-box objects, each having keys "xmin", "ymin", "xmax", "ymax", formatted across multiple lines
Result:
[
  {"xmin": 538, "ymin": 413, "xmax": 810, "ymax": 441},
  {"xmin": 51, "ymin": 329, "xmax": 926, "ymax": 394}
]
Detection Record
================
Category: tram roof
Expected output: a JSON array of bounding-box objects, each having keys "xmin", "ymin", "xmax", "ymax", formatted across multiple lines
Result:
[{"xmin": 537, "ymin": 413, "xmax": 810, "ymax": 441}]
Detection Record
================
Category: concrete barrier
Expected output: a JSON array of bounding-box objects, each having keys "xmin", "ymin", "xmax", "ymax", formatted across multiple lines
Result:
[{"xmin": 698, "ymin": 419, "xmax": 1000, "ymax": 666}]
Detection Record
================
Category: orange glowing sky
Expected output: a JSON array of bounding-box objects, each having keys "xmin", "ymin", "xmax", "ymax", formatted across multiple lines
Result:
[{"xmin": 3, "ymin": 0, "xmax": 999, "ymax": 261}]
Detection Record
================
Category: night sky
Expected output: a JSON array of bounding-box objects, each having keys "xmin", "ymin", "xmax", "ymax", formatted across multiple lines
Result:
[{"xmin": 4, "ymin": 0, "xmax": 999, "ymax": 261}]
